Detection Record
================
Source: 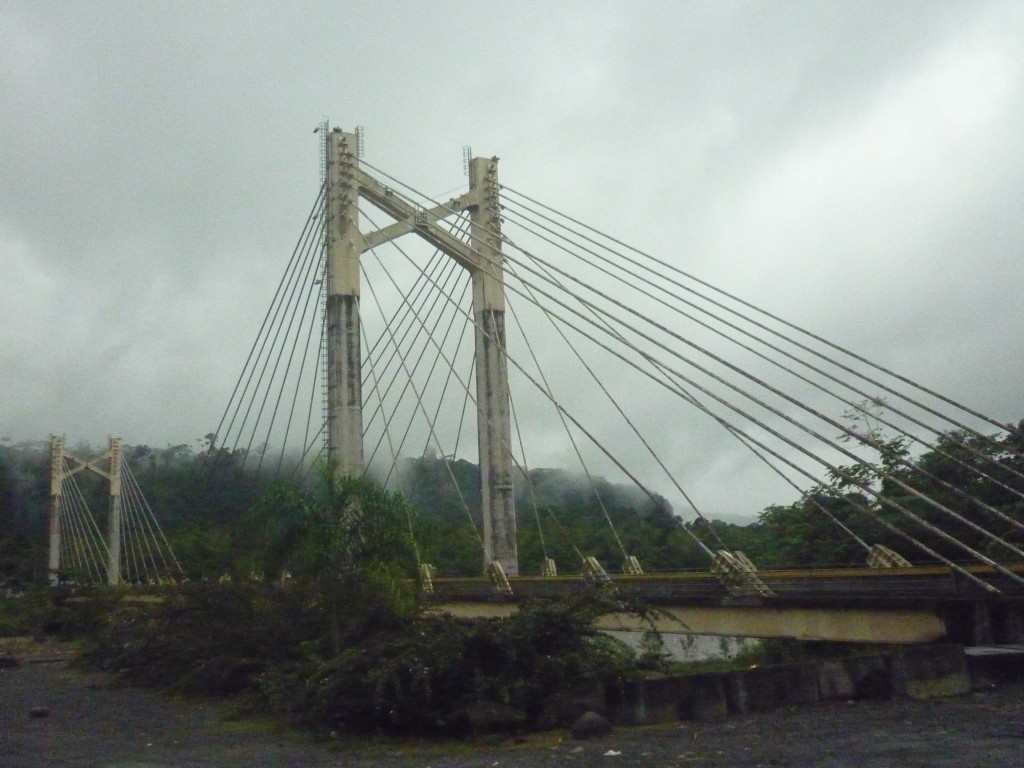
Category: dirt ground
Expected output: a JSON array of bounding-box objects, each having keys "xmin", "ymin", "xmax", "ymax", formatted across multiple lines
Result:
[{"xmin": 2, "ymin": 639, "xmax": 1023, "ymax": 768}]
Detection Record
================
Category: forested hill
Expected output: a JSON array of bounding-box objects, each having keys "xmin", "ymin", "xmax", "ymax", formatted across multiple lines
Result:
[
  {"xmin": 397, "ymin": 454, "xmax": 693, "ymax": 575},
  {"xmin": 0, "ymin": 441, "xmax": 708, "ymax": 581},
  {"xmin": 2, "ymin": 419, "xmax": 1022, "ymax": 583}
]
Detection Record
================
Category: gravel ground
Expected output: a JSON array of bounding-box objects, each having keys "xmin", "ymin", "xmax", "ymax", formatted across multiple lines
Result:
[{"xmin": 1, "ymin": 644, "xmax": 1023, "ymax": 768}]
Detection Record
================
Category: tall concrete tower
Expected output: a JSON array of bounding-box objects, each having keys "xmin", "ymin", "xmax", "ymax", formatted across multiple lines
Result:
[{"xmin": 322, "ymin": 130, "xmax": 518, "ymax": 574}]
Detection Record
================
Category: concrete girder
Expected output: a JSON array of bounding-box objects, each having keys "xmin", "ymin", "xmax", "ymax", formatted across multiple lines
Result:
[
  {"xmin": 361, "ymin": 190, "xmax": 476, "ymax": 251},
  {"xmin": 428, "ymin": 601, "xmax": 948, "ymax": 644},
  {"xmin": 355, "ymin": 169, "xmax": 485, "ymax": 270}
]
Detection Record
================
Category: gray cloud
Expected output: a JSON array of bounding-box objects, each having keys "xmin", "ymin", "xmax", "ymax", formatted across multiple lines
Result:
[{"xmin": 2, "ymin": 0, "xmax": 1023, "ymax": 522}]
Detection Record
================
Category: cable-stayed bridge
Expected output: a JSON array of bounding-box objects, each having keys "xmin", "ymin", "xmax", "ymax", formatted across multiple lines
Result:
[
  {"xmin": 46, "ymin": 436, "xmax": 182, "ymax": 586},
  {"xmin": 210, "ymin": 125, "xmax": 1024, "ymax": 645}
]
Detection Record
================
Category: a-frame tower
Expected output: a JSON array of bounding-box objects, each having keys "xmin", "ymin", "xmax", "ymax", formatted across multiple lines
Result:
[{"xmin": 323, "ymin": 129, "xmax": 518, "ymax": 576}]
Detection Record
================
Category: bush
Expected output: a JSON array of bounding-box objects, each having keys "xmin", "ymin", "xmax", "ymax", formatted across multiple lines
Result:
[
  {"xmin": 69, "ymin": 581, "xmax": 641, "ymax": 735},
  {"xmin": 0, "ymin": 588, "xmax": 51, "ymax": 636},
  {"xmin": 74, "ymin": 582, "xmax": 322, "ymax": 695},
  {"xmin": 261, "ymin": 592, "xmax": 637, "ymax": 734}
]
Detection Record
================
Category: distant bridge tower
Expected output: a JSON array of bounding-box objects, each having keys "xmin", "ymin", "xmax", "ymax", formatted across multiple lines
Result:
[
  {"xmin": 48, "ymin": 436, "xmax": 125, "ymax": 586},
  {"xmin": 323, "ymin": 128, "xmax": 518, "ymax": 575}
]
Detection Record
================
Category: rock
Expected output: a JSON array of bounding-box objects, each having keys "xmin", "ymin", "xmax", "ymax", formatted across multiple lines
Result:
[
  {"xmin": 29, "ymin": 707, "xmax": 49, "ymax": 718},
  {"xmin": 536, "ymin": 689, "xmax": 607, "ymax": 730},
  {"xmin": 855, "ymin": 669, "xmax": 893, "ymax": 701},
  {"xmin": 571, "ymin": 711, "xmax": 612, "ymax": 740}
]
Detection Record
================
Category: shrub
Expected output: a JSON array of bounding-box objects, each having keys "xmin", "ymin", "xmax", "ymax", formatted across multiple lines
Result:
[
  {"xmin": 261, "ymin": 591, "xmax": 637, "ymax": 734},
  {"xmin": 69, "ymin": 580, "xmax": 641, "ymax": 735}
]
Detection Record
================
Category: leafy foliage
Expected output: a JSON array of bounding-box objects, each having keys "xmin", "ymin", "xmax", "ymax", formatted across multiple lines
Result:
[
  {"xmin": 0, "ymin": 442, "xmax": 49, "ymax": 584},
  {"xmin": 752, "ymin": 410, "xmax": 1024, "ymax": 567},
  {"xmin": 73, "ymin": 582, "xmax": 321, "ymax": 694},
  {"xmin": 5, "ymin": 411, "xmax": 1024, "ymax": 737},
  {"xmin": 262, "ymin": 591, "xmax": 635, "ymax": 734},
  {"xmin": 4, "ymin": 414, "xmax": 1024, "ymax": 587},
  {"xmin": 402, "ymin": 456, "xmax": 700, "ymax": 575},
  {"xmin": 0, "ymin": 588, "xmax": 51, "ymax": 636},
  {"xmin": 241, "ymin": 471, "xmax": 421, "ymax": 653},
  {"xmin": 67, "ymin": 579, "xmax": 636, "ymax": 734}
]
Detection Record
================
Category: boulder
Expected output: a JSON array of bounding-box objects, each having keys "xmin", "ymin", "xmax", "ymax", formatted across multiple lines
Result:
[
  {"xmin": 536, "ymin": 689, "xmax": 607, "ymax": 730},
  {"xmin": 571, "ymin": 711, "xmax": 612, "ymax": 740},
  {"xmin": 854, "ymin": 668, "xmax": 893, "ymax": 701}
]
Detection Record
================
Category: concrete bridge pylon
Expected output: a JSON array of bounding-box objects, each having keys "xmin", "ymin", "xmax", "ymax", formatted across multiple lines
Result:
[
  {"xmin": 48, "ymin": 435, "xmax": 125, "ymax": 586},
  {"xmin": 324, "ymin": 130, "xmax": 364, "ymax": 477},
  {"xmin": 323, "ymin": 128, "xmax": 518, "ymax": 576}
]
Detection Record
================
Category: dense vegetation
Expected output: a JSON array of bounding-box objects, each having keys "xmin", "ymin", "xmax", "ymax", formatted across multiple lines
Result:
[
  {"xmin": 3, "ymin": 416, "xmax": 1022, "ymax": 586},
  {"xmin": 2, "ymin": 468, "xmax": 654, "ymax": 734},
  {"xmin": 49, "ymin": 583, "xmax": 644, "ymax": 734},
  {"xmin": 1, "ymin": 414, "xmax": 1021, "ymax": 733}
]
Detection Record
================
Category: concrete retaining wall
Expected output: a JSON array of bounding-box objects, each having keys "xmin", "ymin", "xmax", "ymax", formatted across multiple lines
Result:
[
  {"xmin": 609, "ymin": 643, "xmax": 971, "ymax": 726},
  {"xmin": 890, "ymin": 643, "xmax": 971, "ymax": 699},
  {"xmin": 724, "ymin": 661, "xmax": 820, "ymax": 714},
  {"xmin": 964, "ymin": 646, "xmax": 1024, "ymax": 686}
]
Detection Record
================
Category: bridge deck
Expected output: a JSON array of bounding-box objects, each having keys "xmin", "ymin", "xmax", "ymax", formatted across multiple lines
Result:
[
  {"xmin": 428, "ymin": 564, "xmax": 1024, "ymax": 608},
  {"xmin": 425, "ymin": 565, "xmax": 1024, "ymax": 643}
]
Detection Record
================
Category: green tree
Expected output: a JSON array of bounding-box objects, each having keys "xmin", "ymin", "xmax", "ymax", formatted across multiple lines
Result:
[
  {"xmin": 757, "ymin": 492, "xmax": 874, "ymax": 567},
  {"xmin": 0, "ymin": 443, "xmax": 48, "ymax": 583},
  {"xmin": 246, "ymin": 470, "xmax": 421, "ymax": 654}
]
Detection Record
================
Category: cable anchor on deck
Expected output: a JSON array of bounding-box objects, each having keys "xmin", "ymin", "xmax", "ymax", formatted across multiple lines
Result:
[
  {"xmin": 582, "ymin": 556, "xmax": 611, "ymax": 585},
  {"xmin": 866, "ymin": 544, "xmax": 912, "ymax": 568},
  {"xmin": 711, "ymin": 550, "xmax": 774, "ymax": 597},
  {"xmin": 623, "ymin": 555, "xmax": 644, "ymax": 575},
  {"xmin": 487, "ymin": 561, "xmax": 513, "ymax": 596},
  {"xmin": 419, "ymin": 563, "xmax": 436, "ymax": 594}
]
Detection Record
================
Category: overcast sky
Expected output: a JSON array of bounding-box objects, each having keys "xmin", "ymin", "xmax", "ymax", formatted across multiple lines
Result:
[{"xmin": 3, "ymin": 0, "xmax": 1023, "ymax": 521}]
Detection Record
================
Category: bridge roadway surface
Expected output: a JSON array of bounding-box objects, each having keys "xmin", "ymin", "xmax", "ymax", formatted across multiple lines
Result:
[{"xmin": 426, "ymin": 564, "xmax": 1024, "ymax": 644}]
